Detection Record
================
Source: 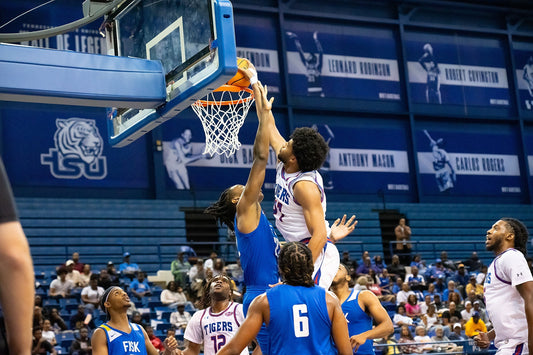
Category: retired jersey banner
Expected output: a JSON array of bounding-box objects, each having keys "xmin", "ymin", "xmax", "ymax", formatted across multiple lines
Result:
[
  {"xmin": 235, "ymin": 15, "xmax": 282, "ymax": 97},
  {"xmin": 284, "ymin": 21, "xmax": 401, "ymax": 101},
  {"xmin": 513, "ymin": 42, "xmax": 533, "ymax": 112},
  {"xmin": 1, "ymin": 105, "xmax": 150, "ymax": 188},
  {"xmin": 416, "ymin": 126, "xmax": 523, "ymax": 198},
  {"xmin": 405, "ymin": 32, "xmax": 510, "ymax": 108}
]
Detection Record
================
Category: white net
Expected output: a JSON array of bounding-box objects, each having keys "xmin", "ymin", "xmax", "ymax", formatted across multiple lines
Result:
[{"xmin": 192, "ymin": 86, "xmax": 254, "ymax": 158}]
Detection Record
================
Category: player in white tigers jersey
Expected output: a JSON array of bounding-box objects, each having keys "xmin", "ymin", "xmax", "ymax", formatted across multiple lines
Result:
[
  {"xmin": 474, "ymin": 218, "xmax": 533, "ymax": 355},
  {"xmin": 179, "ymin": 275, "xmax": 247, "ymax": 355}
]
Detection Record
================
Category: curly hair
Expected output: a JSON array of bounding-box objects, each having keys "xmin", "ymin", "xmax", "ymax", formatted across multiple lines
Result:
[
  {"xmin": 196, "ymin": 274, "xmax": 234, "ymax": 310},
  {"xmin": 291, "ymin": 127, "xmax": 329, "ymax": 172},
  {"xmin": 204, "ymin": 187, "xmax": 237, "ymax": 231},
  {"xmin": 278, "ymin": 242, "xmax": 314, "ymax": 287},
  {"xmin": 501, "ymin": 217, "xmax": 529, "ymax": 256}
]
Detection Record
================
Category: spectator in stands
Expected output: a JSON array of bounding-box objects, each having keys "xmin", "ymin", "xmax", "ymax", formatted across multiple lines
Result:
[
  {"xmin": 431, "ymin": 325, "xmax": 458, "ymax": 352},
  {"xmin": 41, "ymin": 319, "xmax": 57, "ymax": 346},
  {"xmin": 373, "ymin": 255, "xmax": 386, "ymax": 274},
  {"xmin": 423, "ymin": 283, "xmax": 441, "ymax": 299},
  {"xmin": 160, "ymin": 281, "xmax": 188, "ymax": 308},
  {"xmin": 106, "ymin": 261, "xmax": 120, "ymax": 283},
  {"xmin": 81, "ymin": 274, "xmax": 104, "ymax": 317},
  {"xmin": 392, "ymin": 277, "xmax": 403, "ymax": 294},
  {"xmin": 145, "ymin": 325, "xmax": 165, "ymax": 352},
  {"xmin": 71, "ymin": 305, "xmax": 94, "ymax": 330},
  {"xmin": 378, "ymin": 268, "xmax": 393, "ymax": 294},
  {"xmin": 130, "ymin": 310, "xmax": 148, "ymax": 329},
  {"xmin": 405, "ymin": 294, "xmax": 422, "ymax": 319},
  {"xmin": 387, "ymin": 254, "xmax": 406, "ymax": 281},
  {"xmin": 448, "ymin": 292, "xmax": 463, "ymax": 311},
  {"xmin": 204, "ymin": 251, "xmax": 218, "ymax": 272},
  {"xmin": 32, "ymin": 326, "xmax": 57, "ymax": 355},
  {"xmin": 396, "ymin": 282, "xmax": 414, "ymax": 305},
  {"xmin": 171, "ymin": 252, "xmax": 191, "ymax": 288},
  {"xmin": 49, "ymin": 267, "xmax": 74, "ymax": 299},
  {"xmin": 464, "ymin": 289, "xmax": 482, "ymax": 307},
  {"xmin": 70, "ymin": 252, "xmax": 84, "ymax": 272},
  {"xmin": 443, "ymin": 280, "xmax": 463, "ymax": 303},
  {"xmin": 394, "ymin": 217, "xmax": 412, "ymax": 264},
  {"xmin": 448, "ymin": 323, "xmax": 467, "ymax": 341},
  {"xmin": 433, "ymin": 294, "xmax": 445, "ymax": 313},
  {"xmin": 463, "ymin": 252, "xmax": 483, "ymax": 272},
  {"xmin": 33, "ymin": 306, "xmax": 45, "ymax": 328},
  {"xmin": 464, "ymin": 312, "xmax": 487, "ymax": 338},
  {"xmin": 452, "ymin": 263, "xmax": 469, "ymax": 295},
  {"xmin": 398, "ymin": 325, "xmax": 423, "ymax": 354},
  {"xmin": 188, "ymin": 258, "xmax": 206, "ymax": 300},
  {"xmin": 405, "ymin": 266, "xmax": 426, "ymax": 291},
  {"xmin": 170, "ymin": 303, "xmax": 192, "ymax": 331},
  {"xmin": 34, "ymin": 295, "xmax": 49, "ymax": 320},
  {"xmin": 461, "ymin": 300, "xmax": 474, "ymax": 321},
  {"xmin": 119, "ymin": 252, "xmax": 140, "ymax": 279},
  {"xmin": 420, "ymin": 295, "xmax": 432, "ymax": 314},
  {"xmin": 225, "ymin": 257, "xmax": 244, "ymax": 289},
  {"xmin": 475, "ymin": 265, "xmax": 488, "ymax": 285},
  {"xmin": 440, "ymin": 251, "xmax": 456, "ymax": 272},
  {"xmin": 465, "ymin": 275, "xmax": 484, "ymax": 297},
  {"xmin": 410, "ymin": 254, "xmax": 424, "ymax": 269},
  {"xmin": 341, "ymin": 250, "xmax": 358, "ymax": 270},
  {"xmin": 433, "ymin": 274, "xmax": 447, "ymax": 294},
  {"xmin": 49, "ymin": 308, "xmax": 68, "ymax": 332},
  {"xmin": 212, "ymin": 258, "xmax": 225, "ymax": 277},
  {"xmin": 65, "ymin": 259, "xmax": 83, "ymax": 287},
  {"xmin": 393, "ymin": 305, "xmax": 414, "ymax": 327},
  {"xmin": 70, "ymin": 326, "xmax": 92, "ymax": 355},
  {"xmin": 426, "ymin": 259, "xmax": 447, "ymax": 283},
  {"xmin": 356, "ymin": 256, "xmax": 373, "ymax": 276},
  {"xmin": 129, "ymin": 271, "xmax": 152, "ymax": 300},
  {"xmin": 79, "ymin": 263, "xmax": 92, "ymax": 287},
  {"xmin": 413, "ymin": 325, "xmax": 434, "ymax": 352},
  {"xmin": 472, "ymin": 301, "xmax": 490, "ymax": 328},
  {"xmin": 421, "ymin": 304, "xmax": 439, "ymax": 331},
  {"xmin": 441, "ymin": 301, "xmax": 462, "ymax": 326},
  {"xmin": 98, "ymin": 268, "xmax": 119, "ymax": 290}
]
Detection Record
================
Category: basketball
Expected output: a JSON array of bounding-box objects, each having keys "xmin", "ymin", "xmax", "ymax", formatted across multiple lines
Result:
[{"xmin": 227, "ymin": 58, "xmax": 251, "ymax": 87}]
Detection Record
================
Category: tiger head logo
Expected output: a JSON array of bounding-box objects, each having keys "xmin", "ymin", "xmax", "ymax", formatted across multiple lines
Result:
[{"xmin": 54, "ymin": 118, "xmax": 103, "ymax": 165}]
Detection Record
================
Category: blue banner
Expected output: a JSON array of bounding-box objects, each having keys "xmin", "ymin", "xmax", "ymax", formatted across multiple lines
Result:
[
  {"xmin": 235, "ymin": 15, "xmax": 282, "ymax": 97},
  {"xmin": 513, "ymin": 42, "xmax": 533, "ymax": 112},
  {"xmin": 1, "ymin": 105, "xmax": 150, "ymax": 188},
  {"xmin": 405, "ymin": 32, "xmax": 510, "ymax": 108},
  {"xmin": 284, "ymin": 22, "xmax": 401, "ymax": 101},
  {"xmin": 525, "ymin": 127, "xmax": 533, "ymax": 189},
  {"xmin": 416, "ymin": 126, "xmax": 523, "ymax": 197}
]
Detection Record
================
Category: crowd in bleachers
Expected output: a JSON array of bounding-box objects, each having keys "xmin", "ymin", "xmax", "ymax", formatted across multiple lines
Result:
[{"xmin": 32, "ymin": 247, "xmax": 533, "ymax": 355}]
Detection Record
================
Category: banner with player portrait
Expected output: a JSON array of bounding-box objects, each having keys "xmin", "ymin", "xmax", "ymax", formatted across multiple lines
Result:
[
  {"xmin": 284, "ymin": 21, "xmax": 402, "ymax": 102},
  {"xmin": 235, "ymin": 14, "xmax": 282, "ymax": 99},
  {"xmin": 1, "ymin": 105, "xmax": 150, "ymax": 189},
  {"xmin": 513, "ymin": 42, "xmax": 533, "ymax": 114},
  {"xmin": 416, "ymin": 124, "xmax": 523, "ymax": 200},
  {"xmin": 405, "ymin": 32, "xmax": 510, "ymax": 109}
]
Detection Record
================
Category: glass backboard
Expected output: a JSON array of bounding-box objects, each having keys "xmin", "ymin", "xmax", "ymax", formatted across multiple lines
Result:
[{"xmin": 105, "ymin": 0, "xmax": 237, "ymax": 147}]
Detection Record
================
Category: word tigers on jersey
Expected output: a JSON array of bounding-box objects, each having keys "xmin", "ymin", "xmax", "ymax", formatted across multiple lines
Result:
[{"xmin": 203, "ymin": 321, "xmax": 234, "ymax": 335}]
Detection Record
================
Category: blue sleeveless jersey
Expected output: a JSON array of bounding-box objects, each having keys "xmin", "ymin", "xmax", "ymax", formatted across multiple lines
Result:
[
  {"xmin": 99, "ymin": 322, "xmax": 147, "ymax": 355},
  {"xmin": 342, "ymin": 289, "xmax": 374, "ymax": 355},
  {"xmin": 266, "ymin": 284, "xmax": 337, "ymax": 355}
]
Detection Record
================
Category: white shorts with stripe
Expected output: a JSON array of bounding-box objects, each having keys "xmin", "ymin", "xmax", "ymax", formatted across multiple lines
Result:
[{"xmin": 312, "ymin": 241, "xmax": 339, "ymax": 289}]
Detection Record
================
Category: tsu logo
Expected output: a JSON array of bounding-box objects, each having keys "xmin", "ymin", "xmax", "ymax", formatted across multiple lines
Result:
[{"xmin": 41, "ymin": 118, "xmax": 107, "ymax": 179}]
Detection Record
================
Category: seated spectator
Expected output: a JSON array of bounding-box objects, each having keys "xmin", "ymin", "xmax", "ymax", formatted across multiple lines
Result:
[
  {"xmin": 410, "ymin": 254, "xmax": 426, "ymax": 273},
  {"xmin": 49, "ymin": 267, "xmax": 74, "ymax": 299},
  {"xmin": 356, "ymin": 256, "xmax": 373, "ymax": 276},
  {"xmin": 465, "ymin": 275, "xmax": 484, "ymax": 297},
  {"xmin": 225, "ymin": 257, "xmax": 244, "ymax": 288},
  {"xmin": 413, "ymin": 326, "xmax": 434, "ymax": 352},
  {"xmin": 32, "ymin": 326, "xmax": 57, "ymax": 355},
  {"xmin": 79, "ymin": 264, "xmax": 93, "ymax": 288},
  {"xmin": 448, "ymin": 323, "xmax": 467, "ymax": 341},
  {"xmin": 393, "ymin": 304, "xmax": 414, "ymax": 327},
  {"xmin": 70, "ymin": 326, "xmax": 92, "ymax": 355},
  {"xmin": 387, "ymin": 254, "xmax": 406, "ymax": 281},
  {"xmin": 81, "ymin": 274, "xmax": 104, "ymax": 316},
  {"xmin": 398, "ymin": 325, "xmax": 423, "ymax": 354},
  {"xmin": 423, "ymin": 283, "xmax": 441, "ymax": 299},
  {"xmin": 129, "ymin": 271, "xmax": 152, "ymax": 300},
  {"xmin": 461, "ymin": 301, "xmax": 474, "ymax": 322},
  {"xmin": 392, "ymin": 277, "xmax": 403, "ymax": 294},
  {"xmin": 447, "ymin": 292, "xmax": 463, "ymax": 311},
  {"xmin": 433, "ymin": 274, "xmax": 447, "ymax": 294},
  {"xmin": 440, "ymin": 251, "xmax": 457, "ymax": 272},
  {"xmin": 431, "ymin": 325, "xmax": 459, "ymax": 352},
  {"xmin": 421, "ymin": 304, "xmax": 439, "ymax": 331},
  {"xmin": 49, "ymin": 308, "xmax": 68, "ymax": 332},
  {"xmin": 426, "ymin": 259, "xmax": 448, "ymax": 283},
  {"xmin": 65, "ymin": 259, "xmax": 83, "ymax": 288},
  {"xmin": 442, "ymin": 280, "xmax": 463, "ymax": 303},
  {"xmin": 396, "ymin": 282, "xmax": 415, "ymax": 305},
  {"xmin": 189, "ymin": 258, "xmax": 206, "ymax": 300},
  {"xmin": 130, "ymin": 311, "xmax": 147, "ymax": 329},
  {"xmin": 373, "ymin": 255, "xmax": 386, "ymax": 274},
  {"xmin": 464, "ymin": 312, "xmax": 487, "ymax": 338},
  {"xmin": 475, "ymin": 265, "xmax": 488, "ymax": 285},
  {"xmin": 160, "ymin": 281, "xmax": 188, "ymax": 308},
  {"xmin": 433, "ymin": 294, "xmax": 445, "ymax": 313},
  {"xmin": 405, "ymin": 266, "xmax": 426, "ymax": 291},
  {"xmin": 472, "ymin": 301, "xmax": 490, "ymax": 327},
  {"xmin": 106, "ymin": 261, "xmax": 121, "ymax": 283},
  {"xmin": 341, "ymin": 251, "xmax": 358, "ymax": 270},
  {"xmin": 354, "ymin": 275, "xmax": 369, "ymax": 291},
  {"xmin": 358, "ymin": 250, "xmax": 371, "ymax": 266},
  {"xmin": 71, "ymin": 305, "xmax": 94, "ymax": 331},
  {"xmin": 419, "ymin": 295, "xmax": 432, "ymax": 315},
  {"xmin": 41, "ymin": 319, "xmax": 57, "ymax": 346},
  {"xmin": 171, "ymin": 252, "xmax": 191, "ymax": 288},
  {"xmin": 34, "ymin": 295, "xmax": 49, "ymax": 320},
  {"xmin": 212, "ymin": 258, "xmax": 225, "ymax": 277},
  {"xmin": 98, "ymin": 268, "xmax": 119, "ymax": 290},
  {"xmin": 441, "ymin": 301, "xmax": 462, "ymax": 326},
  {"xmin": 452, "ymin": 263, "xmax": 469, "ymax": 294},
  {"xmin": 378, "ymin": 269, "xmax": 393, "ymax": 294},
  {"xmin": 204, "ymin": 251, "xmax": 218, "ymax": 272},
  {"xmin": 119, "ymin": 252, "xmax": 140, "ymax": 279},
  {"xmin": 405, "ymin": 294, "xmax": 422, "ymax": 319},
  {"xmin": 463, "ymin": 251, "xmax": 483, "ymax": 273},
  {"xmin": 33, "ymin": 306, "xmax": 45, "ymax": 328},
  {"xmin": 70, "ymin": 252, "xmax": 85, "ymax": 273},
  {"xmin": 170, "ymin": 303, "xmax": 192, "ymax": 330},
  {"xmin": 145, "ymin": 325, "xmax": 165, "ymax": 352}
]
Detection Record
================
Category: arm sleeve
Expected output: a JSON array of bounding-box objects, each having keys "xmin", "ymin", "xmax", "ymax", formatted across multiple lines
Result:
[{"xmin": 0, "ymin": 158, "xmax": 18, "ymax": 223}]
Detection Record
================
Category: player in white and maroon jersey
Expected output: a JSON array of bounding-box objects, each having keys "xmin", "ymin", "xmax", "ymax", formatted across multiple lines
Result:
[
  {"xmin": 179, "ymin": 275, "xmax": 248, "ymax": 355},
  {"xmin": 474, "ymin": 218, "xmax": 533, "ymax": 355}
]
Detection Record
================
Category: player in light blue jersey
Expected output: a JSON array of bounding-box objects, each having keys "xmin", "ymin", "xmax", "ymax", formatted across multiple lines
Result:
[
  {"xmin": 217, "ymin": 242, "xmax": 352, "ymax": 355},
  {"xmin": 92, "ymin": 286, "xmax": 178, "ymax": 355},
  {"xmin": 330, "ymin": 264, "xmax": 393, "ymax": 354}
]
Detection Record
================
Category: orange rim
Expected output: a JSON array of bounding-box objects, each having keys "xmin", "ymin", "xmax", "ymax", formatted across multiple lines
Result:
[{"xmin": 193, "ymin": 85, "xmax": 254, "ymax": 107}]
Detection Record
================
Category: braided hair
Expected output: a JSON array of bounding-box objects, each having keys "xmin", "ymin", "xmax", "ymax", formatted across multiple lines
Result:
[
  {"xmin": 197, "ymin": 275, "xmax": 234, "ymax": 310},
  {"xmin": 278, "ymin": 242, "xmax": 314, "ymax": 287},
  {"xmin": 204, "ymin": 187, "xmax": 237, "ymax": 231},
  {"xmin": 291, "ymin": 127, "xmax": 329, "ymax": 172},
  {"xmin": 501, "ymin": 217, "xmax": 529, "ymax": 256}
]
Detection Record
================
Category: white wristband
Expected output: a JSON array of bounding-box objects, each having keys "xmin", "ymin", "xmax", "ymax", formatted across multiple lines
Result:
[{"xmin": 249, "ymin": 68, "xmax": 258, "ymax": 85}]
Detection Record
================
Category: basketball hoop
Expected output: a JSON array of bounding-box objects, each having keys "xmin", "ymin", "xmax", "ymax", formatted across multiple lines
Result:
[{"xmin": 192, "ymin": 85, "xmax": 254, "ymax": 157}]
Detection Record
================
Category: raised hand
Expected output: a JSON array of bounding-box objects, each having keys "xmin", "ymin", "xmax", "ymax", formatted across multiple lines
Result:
[{"xmin": 330, "ymin": 214, "xmax": 357, "ymax": 243}]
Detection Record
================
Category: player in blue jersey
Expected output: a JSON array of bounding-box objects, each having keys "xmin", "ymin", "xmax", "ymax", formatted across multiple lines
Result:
[
  {"xmin": 92, "ymin": 286, "xmax": 179, "ymax": 355},
  {"xmin": 330, "ymin": 264, "xmax": 394, "ymax": 354},
  {"xmin": 217, "ymin": 242, "xmax": 352, "ymax": 355}
]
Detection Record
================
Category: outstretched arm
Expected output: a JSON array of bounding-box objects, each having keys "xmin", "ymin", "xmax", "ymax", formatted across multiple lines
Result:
[
  {"xmin": 327, "ymin": 292, "xmax": 352, "ymax": 355},
  {"xmin": 517, "ymin": 281, "xmax": 533, "ymax": 352},
  {"xmin": 329, "ymin": 215, "xmax": 357, "ymax": 243},
  {"xmin": 313, "ymin": 31, "xmax": 323, "ymax": 71}
]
